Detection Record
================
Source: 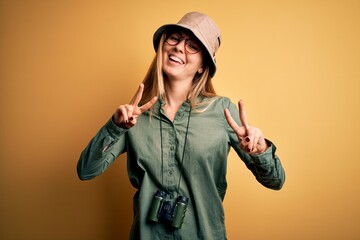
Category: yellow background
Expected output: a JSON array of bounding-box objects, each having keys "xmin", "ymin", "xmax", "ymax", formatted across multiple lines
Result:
[{"xmin": 1, "ymin": 0, "xmax": 359, "ymax": 239}]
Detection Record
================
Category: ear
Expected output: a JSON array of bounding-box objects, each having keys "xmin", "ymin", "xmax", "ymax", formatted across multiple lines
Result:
[{"xmin": 198, "ymin": 67, "xmax": 204, "ymax": 74}]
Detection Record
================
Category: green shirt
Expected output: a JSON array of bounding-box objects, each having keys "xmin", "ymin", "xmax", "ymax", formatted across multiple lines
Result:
[{"xmin": 77, "ymin": 96, "xmax": 285, "ymax": 240}]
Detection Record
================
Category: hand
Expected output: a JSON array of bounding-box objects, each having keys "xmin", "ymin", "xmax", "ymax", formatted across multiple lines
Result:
[
  {"xmin": 113, "ymin": 84, "xmax": 157, "ymax": 128},
  {"xmin": 224, "ymin": 100, "xmax": 268, "ymax": 154}
]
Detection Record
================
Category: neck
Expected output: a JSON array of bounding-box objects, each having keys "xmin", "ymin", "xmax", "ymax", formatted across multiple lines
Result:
[
  {"xmin": 164, "ymin": 77, "xmax": 192, "ymax": 107},
  {"xmin": 162, "ymin": 77, "xmax": 192, "ymax": 121}
]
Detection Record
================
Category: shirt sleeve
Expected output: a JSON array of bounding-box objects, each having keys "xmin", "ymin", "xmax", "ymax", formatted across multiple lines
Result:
[
  {"xmin": 77, "ymin": 117, "xmax": 128, "ymax": 180},
  {"xmin": 224, "ymin": 98, "xmax": 286, "ymax": 190}
]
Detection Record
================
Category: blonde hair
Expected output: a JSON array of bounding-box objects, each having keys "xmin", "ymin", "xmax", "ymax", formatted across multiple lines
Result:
[{"xmin": 141, "ymin": 34, "xmax": 218, "ymax": 111}]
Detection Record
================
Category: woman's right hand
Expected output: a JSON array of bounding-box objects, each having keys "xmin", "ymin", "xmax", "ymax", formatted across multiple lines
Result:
[{"xmin": 113, "ymin": 83, "xmax": 157, "ymax": 128}]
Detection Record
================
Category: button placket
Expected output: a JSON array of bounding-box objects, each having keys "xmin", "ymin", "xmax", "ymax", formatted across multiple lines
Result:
[{"xmin": 166, "ymin": 126, "xmax": 177, "ymax": 189}]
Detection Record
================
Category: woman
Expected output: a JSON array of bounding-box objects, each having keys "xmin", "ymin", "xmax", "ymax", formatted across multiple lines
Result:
[{"xmin": 77, "ymin": 12, "xmax": 285, "ymax": 240}]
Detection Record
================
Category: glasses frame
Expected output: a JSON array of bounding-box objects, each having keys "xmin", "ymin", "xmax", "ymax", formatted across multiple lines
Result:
[{"xmin": 165, "ymin": 32, "xmax": 201, "ymax": 54}]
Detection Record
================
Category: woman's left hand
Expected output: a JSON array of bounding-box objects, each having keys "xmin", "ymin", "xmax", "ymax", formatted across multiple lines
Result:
[{"xmin": 224, "ymin": 100, "xmax": 268, "ymax": 155}]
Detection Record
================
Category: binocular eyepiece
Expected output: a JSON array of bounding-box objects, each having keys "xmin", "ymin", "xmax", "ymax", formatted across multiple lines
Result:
[{"xmin": 148, "ymin": 190, "xmax": 189, "ymax": 229}]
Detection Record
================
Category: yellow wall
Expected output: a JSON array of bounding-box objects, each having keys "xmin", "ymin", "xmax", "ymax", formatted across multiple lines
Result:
[{"xmin": 1, "ymin": 0, "xmax": 359, "ymax": 239}]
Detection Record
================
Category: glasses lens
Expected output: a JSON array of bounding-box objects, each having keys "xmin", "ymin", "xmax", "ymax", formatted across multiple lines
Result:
[
  {"xmin": 166, "ymin": 33, "xmax": 180, "ymax": 46},
  {"xmin": 165, "ymin": 32, "xmax": 201, "ymax": 54},
  {"xmin": 185, "ymin": 40, "xmax": 200, "ymax": 54}
]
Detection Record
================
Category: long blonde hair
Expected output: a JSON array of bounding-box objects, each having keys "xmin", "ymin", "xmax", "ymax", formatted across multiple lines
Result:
[{"xmin": 140, "ymin": 34, "xmax": 218, "ymax": 110}]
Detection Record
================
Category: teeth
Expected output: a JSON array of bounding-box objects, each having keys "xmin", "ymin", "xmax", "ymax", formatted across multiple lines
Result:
[{"xmin": 169, "ymin": 55, "xmax": 184, "ymax": 64}]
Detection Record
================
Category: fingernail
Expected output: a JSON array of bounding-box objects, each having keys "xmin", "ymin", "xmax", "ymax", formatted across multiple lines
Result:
[
  {"xmin": 129, "ymin": 117, "xmax": 134, "ymax": 121},
  {"xmin": 245, "ymin": 137, "xmax": 250, "ymax": 142}
]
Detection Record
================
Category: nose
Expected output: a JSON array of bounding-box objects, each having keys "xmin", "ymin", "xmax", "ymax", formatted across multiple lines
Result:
[{"xmin": 174, "ymin": 39, "xmax": 186, "ymax": 53}]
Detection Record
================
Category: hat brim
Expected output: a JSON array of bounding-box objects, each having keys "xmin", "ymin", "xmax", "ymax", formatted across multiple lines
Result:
[{"xmin": 153, "ymin": 24, "xmax": 216, "ymax": 77}]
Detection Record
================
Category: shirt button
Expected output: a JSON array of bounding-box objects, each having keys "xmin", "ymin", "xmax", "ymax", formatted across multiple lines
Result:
[
  {"xmin": 170, "ymin": 146, "xmax": 175, "ymax": 151},
  {"xmin": 169, "ymin": 171, "xmax": 173, "ymax": 175}
]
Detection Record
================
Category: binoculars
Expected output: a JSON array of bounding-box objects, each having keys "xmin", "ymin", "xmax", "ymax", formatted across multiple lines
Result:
[{"xmin": 148, "ymin": 190, "xmax": 189, "ymax": 229}]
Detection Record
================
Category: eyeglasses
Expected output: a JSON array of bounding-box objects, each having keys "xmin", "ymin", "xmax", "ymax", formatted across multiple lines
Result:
[{"xmin": 165, "ymin": 33, "xmax": 201, "ymax": 54}]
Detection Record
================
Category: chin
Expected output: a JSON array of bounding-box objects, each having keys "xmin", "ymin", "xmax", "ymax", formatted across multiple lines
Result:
[{"xmin": 163, "ymin": 67, "xmax": 181, "ymax": 79}]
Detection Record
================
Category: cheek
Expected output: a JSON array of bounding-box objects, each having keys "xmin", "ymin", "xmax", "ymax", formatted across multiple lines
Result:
[
  {"xmin": 162, "ymin": 43, "xmax": 167, "ymax": 52},
  {"xmin": 162, "ymin": 43, "xmax": 172, "ymax": 54},
  {"xmin": 190, "ymin": 54, "xmax": 203, "ymax": 69},
  {"xmin": 161, "ymin": 48, "xmax": 169, "ymax": 66}
]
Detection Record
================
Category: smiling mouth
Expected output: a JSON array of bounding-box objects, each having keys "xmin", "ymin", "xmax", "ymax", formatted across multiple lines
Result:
[{"xmin": 169, "ymin": 55, "xmax": 184, "ymax": 64}]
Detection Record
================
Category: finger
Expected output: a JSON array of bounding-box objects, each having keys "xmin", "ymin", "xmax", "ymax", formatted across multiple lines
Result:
[
  {"xmin": 224, "ymin": 109, "xmax": 246, "ymax": 137},
  {"xmin": 128, "ymin": 115, "xmax": 137, "ymax": 126},
  {"xmin": 130, "ymin": 83, "xmax": 144, "ymax": 106},
  {"xmin": 126, "ymin": 105, "xmax": 134, "ymax": 119},
  {"xmin": 247, "ymin": 129, "xmax": 267, "ymax": 154},
  {"xmin": 254, "ymin": 129, "xmax": 265, "ymax": 147},
  {"xmin": 245, "ymin": 128, "xmax": 256, "ymax": 152},
  {"xmin": 249, "ymin": 138, "xmax": 267, "ymax": 154},
  {"xmin": 251, "ymin": 133, "xmax": 264, "ymax": 153},
  {"xmin": 240, "ymin": 138, "xmax": 249, "ymax": 150},
  {"xmin": 257, "ymin": 137, "xmax": 268, "ymax": 154},
  {"xmin": 119, "ymin": 106, "xmax": 129, "ymax": 124},
  {"xmin": 139, "ymin": 96, "xmax": 158, "ymax": 113},
  {"xmin": 243, "ymin": 136, "xmax": 251, "ymax": 152},
  {"xmin": 253, "ymin": 135, "xmax": 262, "ymax": 149},
  {"xmin": 238, "ymin": 100, "xmax": 250, "ymax": 131}
]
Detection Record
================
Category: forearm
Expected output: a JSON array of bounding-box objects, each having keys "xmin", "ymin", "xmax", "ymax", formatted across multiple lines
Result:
[
  {"xmin": 246, "ymin": 140, "xmax": 285, "ymax": 190},
  {"xmin": 77, "ymin": 117, "xmax": 128, "ymax": 180}
]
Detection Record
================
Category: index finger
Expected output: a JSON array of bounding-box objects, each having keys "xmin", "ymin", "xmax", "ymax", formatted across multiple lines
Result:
[
  {"xmin": 139, "ymin": 96, "xmax": 158, "ymax": 113},
  {"xmin": 238, "ymin": 100, "xmax": 250, "ymax": 131},
  {"xmin": 224, "ymin": 109, "xmax": 242, "ymax": 134},
  {"xmin": 130, "ymin": 83, "xmax": 144, "ymax": 106}
]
